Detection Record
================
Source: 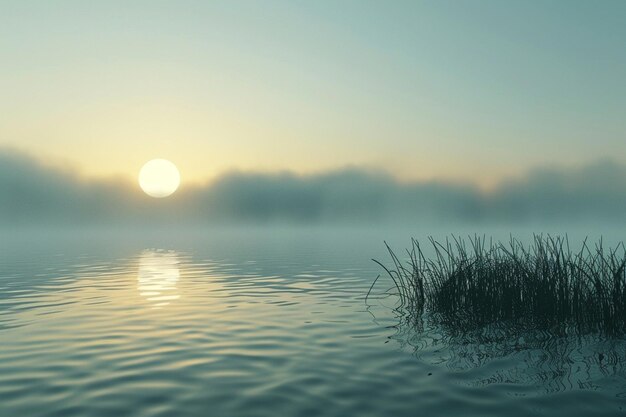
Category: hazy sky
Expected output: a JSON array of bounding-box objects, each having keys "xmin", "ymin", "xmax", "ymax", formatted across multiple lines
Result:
[{"xmin": 1, "ymin": 1, "xmax": 624, "ymax": 186}]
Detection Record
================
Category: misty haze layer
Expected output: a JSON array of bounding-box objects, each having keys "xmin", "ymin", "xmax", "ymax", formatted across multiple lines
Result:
[{"xmin": 1, "ymin": 149, "xmax": 625, "ymax": 228}]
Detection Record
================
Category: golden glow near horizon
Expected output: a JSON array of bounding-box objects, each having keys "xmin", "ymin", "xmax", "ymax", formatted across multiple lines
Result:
[
  {"xmin": 1, "ymin": 2, "xmax": 625, "ymax": 185},
  {"xmin": 139, "ymin": 159, "xmax": 181, "ymax": 198}
]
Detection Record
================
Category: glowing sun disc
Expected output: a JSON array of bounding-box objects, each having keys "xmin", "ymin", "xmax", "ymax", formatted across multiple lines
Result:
[{"xmin": 139, "ymin": 159, "xmax": 180, "ymax": 198}]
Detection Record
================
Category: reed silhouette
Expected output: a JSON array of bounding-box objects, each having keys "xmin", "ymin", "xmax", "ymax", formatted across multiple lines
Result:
[{"xmin": 372, "ymin": 235, "xmax": 626, "ymax": 336}]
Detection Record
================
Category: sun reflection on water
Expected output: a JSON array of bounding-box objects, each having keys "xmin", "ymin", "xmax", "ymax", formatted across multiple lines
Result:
[{"xmin": 137, "ymin": 250, "xmax": 180, "ymax": 307}]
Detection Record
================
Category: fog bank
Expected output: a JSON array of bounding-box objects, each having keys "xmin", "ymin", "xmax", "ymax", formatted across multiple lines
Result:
[{"xmin": 2, "ymin": 149, "xmax": 625, "ymax": 228}]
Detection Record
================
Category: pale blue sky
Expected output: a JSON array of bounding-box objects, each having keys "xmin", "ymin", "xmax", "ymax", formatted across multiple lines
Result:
[{"xmin": 1, "ymin": 0, "xmax": 624, "ymax": 186}]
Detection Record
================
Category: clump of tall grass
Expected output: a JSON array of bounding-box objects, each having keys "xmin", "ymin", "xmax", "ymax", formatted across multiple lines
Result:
[{"xmin": 372, "ymin": 235, "xmax": 626, "ymax": 336}]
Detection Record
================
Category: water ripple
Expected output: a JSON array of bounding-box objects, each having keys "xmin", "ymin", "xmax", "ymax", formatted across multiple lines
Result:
[{"xmin": 1, "ymin": 234, "xmax": 626, "ymax": 417}]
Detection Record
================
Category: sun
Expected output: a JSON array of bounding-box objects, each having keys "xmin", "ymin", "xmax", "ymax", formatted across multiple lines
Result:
[{"xmin": 139, "ymin": 159, "xmax": 181, "ymax": 198}]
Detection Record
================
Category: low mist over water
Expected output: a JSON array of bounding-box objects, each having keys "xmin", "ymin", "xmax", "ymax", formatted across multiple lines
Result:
[{"xmin": 3, "ymin": 149, "xmax": 626, "ymax": 228}]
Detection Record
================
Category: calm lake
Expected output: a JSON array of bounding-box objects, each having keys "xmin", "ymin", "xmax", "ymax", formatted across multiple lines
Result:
[{"xmin": 1, "ymin": 226, "xmax": 626, "ymax": 416}]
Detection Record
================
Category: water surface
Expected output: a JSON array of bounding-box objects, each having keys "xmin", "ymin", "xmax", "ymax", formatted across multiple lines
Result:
[{"xmin": 1, "ymin": 227, "xmax": 625, "ymax": 416}]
